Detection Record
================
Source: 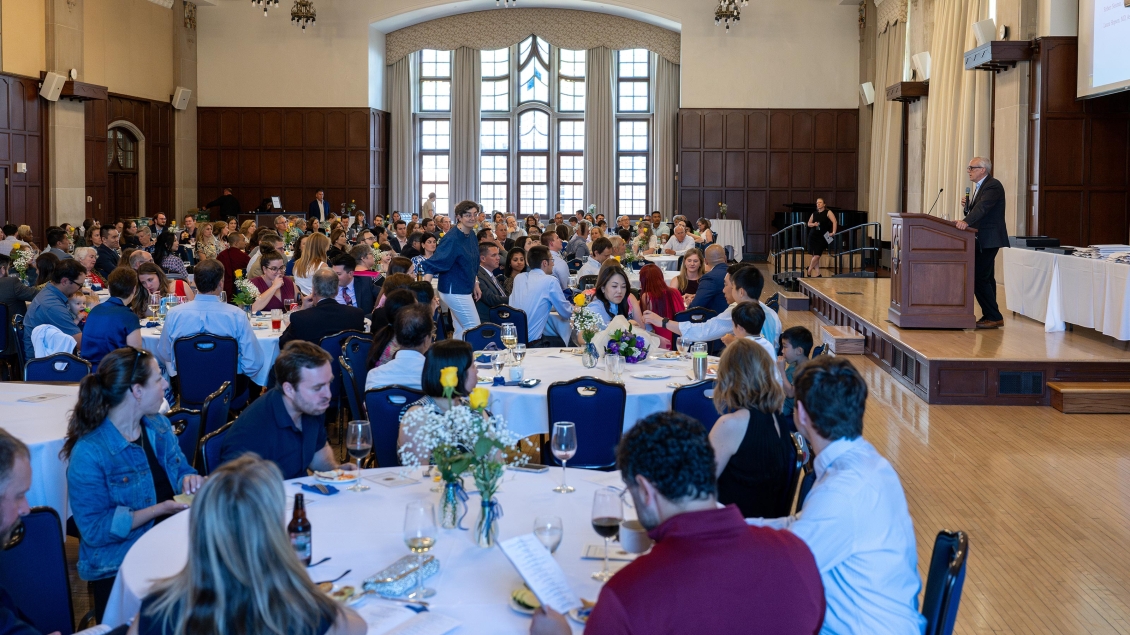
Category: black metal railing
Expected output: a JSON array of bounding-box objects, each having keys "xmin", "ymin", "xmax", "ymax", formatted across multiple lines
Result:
[
  {"xmin": 770, "ymin": 222, "xmax": 808, "ymax": 288},
  {"xmin": 830, "ymin": 222, "xmax": 882, "ymax": 277}
]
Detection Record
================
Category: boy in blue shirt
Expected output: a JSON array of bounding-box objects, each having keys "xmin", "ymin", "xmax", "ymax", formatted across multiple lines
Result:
[{"xmin": 778, "ymin": 326, "xmax": 814, "ymax": 421}]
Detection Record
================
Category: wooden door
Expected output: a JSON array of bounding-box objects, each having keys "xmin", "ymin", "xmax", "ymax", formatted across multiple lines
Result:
[
  {"xmin": 107, "ymin": 127, "xmax": 139, "ymax": 220},
  {"xmin": 0, "ymin": 167, "xmax": 8, "ymax": 226}
]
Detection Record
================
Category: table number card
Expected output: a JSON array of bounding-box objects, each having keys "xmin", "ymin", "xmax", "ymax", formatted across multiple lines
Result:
[{"xmin": 499, "ymin": 534, "xmax": 582, "ymax": 614}]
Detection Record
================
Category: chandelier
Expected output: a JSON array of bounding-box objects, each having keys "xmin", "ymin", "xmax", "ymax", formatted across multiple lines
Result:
[
  {"xmin": 715, "ymin": 0, "xmax": 749, "ymax": 31},
  {"xmin": 496, "ymin": 0, "xmax": 516, "ymax": 6},
  {"xmin": 291, "ymin": 0, "xmax": 316, "ymax": 31},
  {"xmin": 251, "ymin": 0, "xmax": 278, "ymax": 17}
]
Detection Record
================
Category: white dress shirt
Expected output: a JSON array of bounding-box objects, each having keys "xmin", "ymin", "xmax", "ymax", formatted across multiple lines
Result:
[
  {"xmin": 316, "ymin": 199, "xmax": 326, "ymax": 221},
  {"xmin": 156, "ymin": 295, "xmax": 266, "ymax": 382},
  {"xmin": 577, "ymin": 258, "xmax": 602, "ymax": 279},
  {"xmin": 746, "ymin": 334, "xmax": 783, "ymax": 385},
  {"xmin": 509, "ymin": 269, "xmax": 574, "ymax": 341},
  {"xmin": 550, "ymin": 250, "xmax": 571, "ymax": 290},
  {"xmin": 663, "ymin": 234, "xmax": 697, "ymax": 255},
  {"xmin": 748, "ymin": 437, "xmax": 926, "ymax": 635},
  {"xmin": 365, "ymin": 349, "xmax": 426, "ymax": 391},
  {"xmin": 335, "ymin": 279, "xmax": 357, "ymax": 307},
  {"xmin": 678, "ymin": 301, "xmax": 782, "ymax": 349}
]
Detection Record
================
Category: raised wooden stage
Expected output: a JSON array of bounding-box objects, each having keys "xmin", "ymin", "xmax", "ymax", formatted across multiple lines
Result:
[{"xmin": 799, "ymin": 278, "xmax": 1130, "ymax": 406}]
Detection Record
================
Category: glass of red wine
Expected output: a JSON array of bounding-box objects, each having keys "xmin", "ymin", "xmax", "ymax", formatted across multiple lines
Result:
[
  {"xmin": 345, "ymin": 421, "xmax": 372, "ymax": 492},
  {"xmin": 591, "ymin": 487, "xmax": 623, "ymax": 581}
]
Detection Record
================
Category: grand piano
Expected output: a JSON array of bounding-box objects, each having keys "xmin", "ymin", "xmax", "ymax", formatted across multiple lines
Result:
[{"xmin": 772, "ymin": 203, "xmax": 869, "ymax": 234}]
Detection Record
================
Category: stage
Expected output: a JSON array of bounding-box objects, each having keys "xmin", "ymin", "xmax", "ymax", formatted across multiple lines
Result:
[{"xmin": 798, "ymin": 277, "xmax": 1130, "ymax": 406}]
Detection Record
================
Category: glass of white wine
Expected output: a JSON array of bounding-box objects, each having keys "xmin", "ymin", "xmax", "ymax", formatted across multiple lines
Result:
[
  {"xmin": 533, "ymin": 515, "xmax": 564, "ymax": 554},
  {"xmin": 501, "ymin": 323, "xmax": 518, "ymax": 357},
  {"xmin": 404, "ymin": 500, "xmax": 437, "ymax": 600}
]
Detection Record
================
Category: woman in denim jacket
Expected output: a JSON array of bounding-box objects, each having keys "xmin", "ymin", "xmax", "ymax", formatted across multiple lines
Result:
[{"xmin": 62, "ymin": 347, "xmax": 203, "ymax": 622}]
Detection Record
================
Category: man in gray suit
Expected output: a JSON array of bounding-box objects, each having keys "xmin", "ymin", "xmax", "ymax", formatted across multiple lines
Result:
[
  {"xmin": 45, "ymin": 228, "xmax": 73, "ymax": 260},
  {"xmin": 956, "ymin": 157, "xmax": 1008, "ymax": 329},
  {"xmin": 475, "ymin": 242, "xmax": 508, "ymax": 324}
]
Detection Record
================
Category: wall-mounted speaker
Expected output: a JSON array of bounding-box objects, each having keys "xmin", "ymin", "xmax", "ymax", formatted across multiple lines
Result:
[
  {"xmin": 171, "ymin": 86, "xmax": 192, "ymax": 111},
  {"xmin": 860, "ymin": 82, "xmax": 875, "ymax": 105},
  {"xmin": 911, "ymin": 52, "xmax": 932, "ymax": 81},
  {"xmin": 39, "ymin": 72, "xmax": 66, "ymax": 102},
  {"xmin": 972, "ymin": 19, "xmax": 996, "ymax": 47}
]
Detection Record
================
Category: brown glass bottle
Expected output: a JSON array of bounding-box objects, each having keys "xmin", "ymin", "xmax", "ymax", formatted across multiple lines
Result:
[{"xmin": 288, "ymin": 493, "xmax": 312, "ymax": 566}]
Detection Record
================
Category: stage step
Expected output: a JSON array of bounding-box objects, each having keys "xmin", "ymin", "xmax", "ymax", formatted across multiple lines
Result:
[
  {"xmin": 1047, "ymin": 382, "xmax": 1130, "ymax": 414},
  {"xmin": 820, "ymin": 325, "xmax": 865, "ymax": 355},
  {"xmin": 780, "ymin": 291, "xmax": 810, "ymax": 311}
]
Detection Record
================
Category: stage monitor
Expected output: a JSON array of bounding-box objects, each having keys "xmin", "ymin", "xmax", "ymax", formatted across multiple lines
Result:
[{"xmin": 1078, "ymin": 0, "xmax": 1130, "ymax": 99}]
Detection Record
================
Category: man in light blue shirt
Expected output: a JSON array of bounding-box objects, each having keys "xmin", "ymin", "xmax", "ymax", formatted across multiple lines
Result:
[
  {"xmin": 509, "ymin": 246, "xmax": 574, "ymax": 344},
  {"xmin": 156, "ymin": 258, "xmax": 266, "ymax": 384},
  {"xmin": 539, "ymin": 231, "xmax": 571, "ymax": 291},
  {"xmin": 365, "ymin": 304, "xmax": 432, "ymax": 391},
  {"xmin": 747, "ymin": 356, "xmax": 926, "ymax": 635}
]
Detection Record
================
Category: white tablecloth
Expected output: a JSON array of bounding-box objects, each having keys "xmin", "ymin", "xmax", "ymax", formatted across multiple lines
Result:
[
  {"xmin": 483, "ymin": 348, "xmax": 685, "ymax": 439},
  {"xmin": 1002, "ymin": 247, "xmax": 1130, "ymax": 340},
  {"xmin": 711, "ymin": 219, "xmax": 745, "ymax": 255},
  {"xmin": 104, "ymin": 467, "xmax": 633, "ymax": 633},
  {"xmin": 1, "ymin": 383, "xmax": 80, "ymax": 526},
  {"xmin": 641, "ymin": 254, "xmax": 680, "ymax": 272},
  {"xmin": 140, "ymin": 323, "xmax": 281, "ymax": 386}
]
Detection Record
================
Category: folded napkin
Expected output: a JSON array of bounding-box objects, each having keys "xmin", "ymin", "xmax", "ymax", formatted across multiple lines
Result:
[
  {"xmin": 590, "ymin": 315, "xmax": 661, "ymax": 357},
  {"xmin": 301, "ymin": 483, "xmax": 339, "ymax": 496}
]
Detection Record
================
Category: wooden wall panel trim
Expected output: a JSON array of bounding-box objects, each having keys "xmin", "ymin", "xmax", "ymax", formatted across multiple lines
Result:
[{"xmin": 0, "ymin": 74, "xmax": 46, "ymax": 237}]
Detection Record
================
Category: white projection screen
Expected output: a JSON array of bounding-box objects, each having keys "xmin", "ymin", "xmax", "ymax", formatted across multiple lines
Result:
[{"xmin": 1078, "ymin": 0, "xmax": 1130, "ymax": 99}]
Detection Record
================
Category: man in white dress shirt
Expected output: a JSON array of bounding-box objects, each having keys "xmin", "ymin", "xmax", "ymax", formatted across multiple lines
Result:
[
  {"xmin": 747, "ymin": 356, "xmax": 927, "ymax": 635},
  {"xmin": 509, "ymin": 246, "xmax": 574, "ymax": 344},
  {"xmin": 365, "ymin": 303, "xmax": 433, "ymax": 391},
  {"xmin": 662, "ymin": 224, "xmax": 697, "ymax": 256},
  {"xmin": 539, "ymin": 231, "xmax": 572, "ymax": 291},
  {"xmin": 308, "ymin": 188, "xmax": 329, "ymax": 222},
  {"xmin": 577, "ymin": 237, "xmax": 613, "ymax": 279}
]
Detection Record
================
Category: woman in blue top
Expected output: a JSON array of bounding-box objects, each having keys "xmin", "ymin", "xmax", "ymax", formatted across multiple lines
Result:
[
  {"xmin": 587, "ymin": 264, "xmax": 644, "ymax": 335},
  {"xmin": 420, "ymin": 201, "xmax": 482, "ymax": 339},
  {"xmin": 62, "ymin": 347, "xmax": 202, "ymax": 622}
]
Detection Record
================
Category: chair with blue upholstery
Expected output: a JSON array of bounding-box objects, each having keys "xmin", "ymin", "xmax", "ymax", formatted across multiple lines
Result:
[
  {"xmin": 670, "ymin": 379, "xmax": 721, "ymax": 433},
  {"xmin": 23, "ymin": 352, "xmax": 91, "ymax": 383},
  {"xmin": 340, "ymin": 356, "xmax": 364, "ymax": 422},
  {"xmin": 168, "ymin": 408, "xmax": 201, "ymax": 468},
  {"xmin": 464, "ymin": 323, "xmax": 504, "ymax": 351},
  {"xmin": 545, "ymin": 377, "xmax": 627, "ymax": 470},
  {"xmin": 365, "ymin": 386, "xmax": 425, "ymax": 468},
  {"xmin": 578, "ymin": 274, "xmax": 598, "ymax": 290},
  {"xmin": 765, "ymin": 292, "xmax": 780, "ymax": 313},
  {"xmin": 811, "ymin": 344, "xmax": 827, "ymax": 358},
  {"xmin": 11, "ymin": 314, "xmax": 27, "ymax": 376},
  {"xmin": 173, "ymin": 333, "xmax": 244, "ymax": 411},
  {"xmin": 320, "ymin": 329, "xmax": 367, "ymax": 418},
  {"xmin": 342, "ymin": 335, "xmax": 372, "ymax": 408},
  {"xmin": 199, "ymin": 421, "xmax": 235, "ymax": 476},
  {"xmin": 568, "ymin": 258, "xmax": 583, "ymax": 273},
  {"xmin": 488, "ymin": 305, "xmax": 529, "ymax": 346},
  {"xmin": 673, "ymin": 307, "xmax": 718, "ymax": 325},
  {"xmin": 922, "ymin": 530, "xmax": 970, "ymax": 635},
  {"xmin": 0, "ymin": 507, "xmax": 80, "ymax": 634}
]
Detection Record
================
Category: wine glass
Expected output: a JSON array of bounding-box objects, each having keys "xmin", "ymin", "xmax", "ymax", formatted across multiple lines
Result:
[
  {"xmin": 490, "ymin": 352, "xmax": 504, "ymax": 378},
  {"xmin": 512, "ymin": 343, "xmax": 527, "ymax": 365},
  {"xmin": 591, "ymin": 488, "xmax": 623, "ymax": 581},
  {"xmin": 344, "ymin": 421, "xmax": 372, "ymax": 492},
  {"xmin": 148, "ymin": 295, "xmax": 161, "ymax": 318},
  {"xmin": 533, "ymin": 515, "xmax": 564, "ymax": 554},
  {"xmin": 501, "ymin": 323, "xmax": 518, "ymax": 356},
  {"xmin": 675, "ymin": 337, "xmax": 689, "ymax": 359},
  {"xmin": 403, "ymin": 500, "xmax": 437, "ymax": 600},
  {"xmin": 551, "ymin": 422, "xmax": 577, "ymax": 494}
]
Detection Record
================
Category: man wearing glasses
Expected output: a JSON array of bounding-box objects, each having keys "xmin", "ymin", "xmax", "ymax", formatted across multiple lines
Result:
[{"xmin": 956, "ymin": 157, "xmax": 1008, "ymax": 329}]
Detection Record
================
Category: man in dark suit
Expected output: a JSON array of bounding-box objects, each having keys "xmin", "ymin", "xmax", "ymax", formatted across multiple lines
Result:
[
  {"xmin": 329, "ymin": 253, "xmax": 378, "ymax": 314},
  {"xmin": 202, "ymin": 187, "xmax": 241, "ymax": 218},
  {"xmin": 956, "ymin": 156, "xmax": 1009, "ymax": 329},
  {"xmin": 94, "ymin": 226, "xmax": 122, "ymax": 280},
  {"xmin": 308, "ymin": 188, "xmax": 330, "ymax": 222},
  {"xmin": 388, "ymin": 219, "xmax": 409, "ymax": 253},
  {"xmin": 687, "ymin": 244, "xmax": 730, "ymax": 315},
  {"xmin": 475, "ymin": 242, "xmax": 508, "ymax": 323},
  {"xmin": 279, "ymin": 269, "xmax": 366, "ymax": 349}
]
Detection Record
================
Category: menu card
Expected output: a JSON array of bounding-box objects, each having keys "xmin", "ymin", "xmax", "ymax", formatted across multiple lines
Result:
[
  {"xmin": 499, "ymin": 534, "xmax": 582, "ymax": 614},
  {"xmin": 357, "ymin": 604, "xmax": 460, "ymax": 635}
]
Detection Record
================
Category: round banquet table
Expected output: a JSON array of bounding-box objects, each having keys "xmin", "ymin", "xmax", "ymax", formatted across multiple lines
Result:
[
  {"xmin": 140, "ymin": 321, "xmax": 281, "ymax": 387},
  {"xmin": 1, "ymin": 382, "xmax": 80, "ymax": 528},
  {"xmin": 641, "ymin": 254, "xmax": 680, "ymax": 271},
  {"xmin": 481, "ymin": 348, "xmax": 693, "ymax": 439},
  {"xmin": 103, "ymin": 467, "xmax": 634, "ymax": 633}
]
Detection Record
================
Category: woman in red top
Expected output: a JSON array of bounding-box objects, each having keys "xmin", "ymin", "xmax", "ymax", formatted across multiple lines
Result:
[
  {"xmin": 250, "ymin": 249, "xmax": 299, "ymax": 312},
  {"xmin": 638, "ymin": 263, "xmax": 685, "ymax": 348},
  {"xmin": 216, "ymin": 232, "xmax": 251, "ymax": 303},
  {"xmin": 134, "ymin": 263, "xmax": 194, "ymax": 318}
]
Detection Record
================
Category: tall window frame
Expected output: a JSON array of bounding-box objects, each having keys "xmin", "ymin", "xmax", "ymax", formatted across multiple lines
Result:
[
  {"xmin": 615, "ymin": 49, "xmax": 653, "ymax": 218},
  {"xmin": 416, "ymin": 50, "xmax": 454, "ymax": 218}
]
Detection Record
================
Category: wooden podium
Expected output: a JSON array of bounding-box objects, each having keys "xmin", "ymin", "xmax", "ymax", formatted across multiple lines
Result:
[{"xmin": 888, "ymin": 213, "xmax": 977, "ymax": 329}]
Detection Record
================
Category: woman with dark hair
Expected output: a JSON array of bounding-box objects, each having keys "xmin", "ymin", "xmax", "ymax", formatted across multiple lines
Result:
[
  {"xmin": 524, "ymin": 215, "xmax": 541, "ymax": 232},
  {"xmin": 327, "ymin": 229, "xmax": 349, "ymax": 260},
  {"xmin": 805, "ymin": 197, "xmax": 837, "ymax": 278},
  {"xmin": 638, "ymin": 263, "xmax": 685, "ymax": 348},
  {"xmin": 63, "ymin": 347, "xmax": 201, "ymax": 621},
  {"xmin": 371, "ymin": 273, "xmax": 415, "ymax": 332},
  {"xmin": 250, "ymin": 249, "xmax": 298, "ymax": 313},
  {"xmin": 287, "ymin": 233, "xmax": 308, "ymax": 277},
  {"xmin": 502, "ymin": 247, "xmax": 526, "ymax": 294},
  {"xmin": 397, "ymin": 340, "xmax": 479, "ymax": 458},
  {"xmin": 386, "ymin": 256, "xmax": 414, "ymax": 277},
  {"xmin": 693, "ymin": 218, "xmax": 715, "ymax": 247},
  {"xmin": 365, "ymin": 289, "xmax": 418, "ymax": 371},
  {"xmin": 409, "ymin": 232, "xmax": 438, "ymax": 277},
  {"xmin": 121, "ymin": 220, "xmax": 141, "ymax": 249},
  {"xmin": 588, "ymin": 265, "xmax": 642, "ymax": 329},
  {"xmin": 400, "ymin": 232, "xmax": 425, "ymax": 260},
  {"xmin": 134, "ymin": 263, "xmax": 194, "ymax": 318},
  {"xmin": 34, "ymin": 251, "xmax": 60, "ymax": 289},
  {"xmin": 153, "ymin": 231, "xmax": 188, "ymax": 277}
]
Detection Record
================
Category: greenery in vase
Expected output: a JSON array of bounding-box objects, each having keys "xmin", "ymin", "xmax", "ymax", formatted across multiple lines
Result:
[
  {"xmin": 606, "ymin": 325, "xmax": 649, "ymax": 363},
  {"xmin": 231, "ymin": 269, "xmax": 260, "ymax": 307},
  {"xmin": 569, "ymin": 291, "xmax": 605, "ymax": 344}
]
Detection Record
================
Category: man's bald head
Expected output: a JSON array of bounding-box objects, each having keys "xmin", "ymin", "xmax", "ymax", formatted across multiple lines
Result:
[{"xmin": 704, "ymin": 244, "xmax": 727, "ymax": 266}]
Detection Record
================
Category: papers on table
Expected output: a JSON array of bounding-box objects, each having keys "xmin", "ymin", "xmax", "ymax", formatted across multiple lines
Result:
[
  {"xmin": 582, "ymin": 543, "xmax": 636, "ymax": 562},
  {"xmin": 366, "ymin": 473, "xmax": 421, "ymax": 488},
  {"xmin": 357, "ymin": 603, "xmax": 460, "ymax": 635},
  {"xmin": 17, "ymin": 393, "xmax": 67, "ymax": 403},
  {"xmin": 499, "ymin": 534, "xmax": 583, "ymax": 614}
]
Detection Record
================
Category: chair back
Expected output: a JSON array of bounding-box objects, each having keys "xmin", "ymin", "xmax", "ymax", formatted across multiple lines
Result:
[
  {"xmin": 568, "ymin": 258, "xmax": 583, "ymax": 273},
  {"xmin": 488, "ymin": 305, "xmax": 529, "ymax": 345},
  {"xmin": 168, "ymin": 409, "xmax": 201, "ymax": 470},
  {"xmin": 577, "ymin": 274, "xmax": 598, "ymax": 289},
  {"xmin": 776, "ymin": 432, "xmax": 806, "ymax": 517},
  {"xmin": 922, "ymin": 531, "xmax": 970, "ymax": 635},
  {"xmin": 201, "ymin": 380, "xmax": 234, "ymax": 437},
  {"xmin": 173, "ymin": 333, "xmax": 239, "ymax": 409},
  {"xmin": 546, "ymin": 377, "xmax": 627, "ymax": 469},
  {"xmin": 766, "ymin": 292, "xmax": 780, "ymax": 313},
  {"xmin": 340, "ymin": 356, "xmax": 363, "ymax": 421},
  {"xmin": 318, "ymin": 329, "xmax": 367, "ymax": 406},
  {"xmin": 24, "ymin": 352, "xmax": 91, "ymax": 383},
  {"xmin": 464, "ymin": 323, "xmax": 504, "ymax": 351},
  {"xmin": 199, "ymin": 421, "xmax": 234, "ymax": 476},
  {"xmin": 0, "ymin": 507, "xmax": 75, "ymax": 634},
  {"xmin": 365, "ymin": 386, "xmax": 424, "ymax": 467},
  {"xmin": 342, "ymin": 336, "xmax": 372, "ymax": 407},
  {"xmin": 795, "ymin": 463, "xmax": 816, "ymax": 512},
  {"xmin": 12, "ymin": 314, "xmax": 27, "ymax": 373},
  {"xmin": 0, "ymin": 303, "xmax": 8, "ymax": 354},
  {"xmin": 670, "ymin": 379, "xmax": 720, "ymax": 432},
  {"xmin": 811, "ymin": 344, "xmax": 827, "ymax": 358},
  {"xmin": 673, "ymin": 307, "xmax": 718, "ymax": 324}
]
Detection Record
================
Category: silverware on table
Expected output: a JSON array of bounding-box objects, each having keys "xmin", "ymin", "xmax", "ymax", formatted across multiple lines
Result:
[{"xmin": 315, "ymin": 569, "xmax": 351, "ymax": 585}]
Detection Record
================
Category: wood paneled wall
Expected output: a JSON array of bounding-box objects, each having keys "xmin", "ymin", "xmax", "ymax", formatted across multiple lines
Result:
[
  {"xmin": 85, "ymin": 94, "xmax": 177, "ymax": 224},
  {"xmin": 0, "ymin": 74, "xmax": 46, "ymax": 237},
  {"xmin": 197, "ymin": 108, "xmax": 390, "ymax": 220},
  {"xmin": 1028, "ymin": 37, "xmax": 1130, "ymax": 246},
  {"xmin": 677, "ymin": 109, "xmax": 859, "ymax": 256}
]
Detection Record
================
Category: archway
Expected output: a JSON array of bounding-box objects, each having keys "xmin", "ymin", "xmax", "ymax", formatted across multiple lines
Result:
[{"xmin": 107, "ymin": 120, "xmax": 147, "ymax": 218}]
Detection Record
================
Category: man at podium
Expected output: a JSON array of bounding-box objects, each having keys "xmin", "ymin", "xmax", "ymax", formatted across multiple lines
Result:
[{"xmin": 955, "ymin": 157, "xmax": 1008, "ymax": 329}]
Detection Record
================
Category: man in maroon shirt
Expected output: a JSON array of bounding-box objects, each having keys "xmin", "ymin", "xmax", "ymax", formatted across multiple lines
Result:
[{"xmin": 531, "ymin": 411, "xmax": 825, "ymax": 635}]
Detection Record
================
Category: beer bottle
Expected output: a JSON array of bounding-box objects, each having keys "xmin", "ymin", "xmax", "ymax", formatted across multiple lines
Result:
[{"xmin": 288, "ymin": 493, "xmax": 312, "ymax": 566}]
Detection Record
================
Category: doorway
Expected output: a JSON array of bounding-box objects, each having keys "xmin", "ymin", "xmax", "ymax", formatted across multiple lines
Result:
[{"xmin": 107, "ymin": 127, "xmax": 139, "ymax": 218}]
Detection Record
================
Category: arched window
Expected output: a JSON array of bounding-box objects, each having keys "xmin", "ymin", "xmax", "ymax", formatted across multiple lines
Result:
[{"xmin": 108, "ymin": 128, "xmax": 137, "ymax": 172}]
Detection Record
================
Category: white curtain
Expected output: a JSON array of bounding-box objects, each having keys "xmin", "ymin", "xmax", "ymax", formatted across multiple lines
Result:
[
  {"xmin": 388, "ymin": 53, "xmax": 417, "ymax": 218},
  {"xmin": 922, "ymin": 0, "xmax": 992, "ymax": 220},
  {"xmin": 868, "ymin": 18, "xmax": 906, "ymax": 236},
  {"xmin": 584, "ymin": 47, "xmax": 616, "ymax": 221},
  {"xmin": 450, "ymin": 47, "xmax": 481, "ymax": 208},
  {"xmin": 651, "ymin": 53, "xmax": 679, "ymax": 217}
]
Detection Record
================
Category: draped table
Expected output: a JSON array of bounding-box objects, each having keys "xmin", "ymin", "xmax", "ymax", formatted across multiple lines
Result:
[
  {"xmin": 1, "ymin": 382, "xmax": 80, "ymax": 528},
  {"xmin": 104, "ymin": 467, "xmax": 634, "ymax": 633},
  {"xmin": 641, "ymin": 254, "xmax": 681, "ymax": 272},
  {"xmin": 139, "ymin": 321, "xmax": 282, "ymax": 386},
  {"xmin": 710, "ymin": 219, "xmax": 745, "ymax": 256}
]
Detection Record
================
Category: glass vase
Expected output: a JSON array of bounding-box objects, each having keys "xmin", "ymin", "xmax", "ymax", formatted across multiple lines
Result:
[
  {"xmin": 581, "ymin": 341, "xmax": 599, "ymax": 368},
  {"xmin": 440, "ymin": 479, "xmax": 464, "ymax": 530},
  {"xmin": 474, "ymin": 499, "xmax": 500, "ymax": 548}
]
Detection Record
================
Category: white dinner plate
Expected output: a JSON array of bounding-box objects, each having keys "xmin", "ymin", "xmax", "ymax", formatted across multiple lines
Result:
[
  {"xmin": 314, "ymin": 470, "xmax": 358, "ymax": 484},
  {"xmin": 631, "ymin": 372, "xmax": 670, "ymax": 380},
  {"xmin": 509, "ymin": 597, "xmax": 536, "ymax": 616}
]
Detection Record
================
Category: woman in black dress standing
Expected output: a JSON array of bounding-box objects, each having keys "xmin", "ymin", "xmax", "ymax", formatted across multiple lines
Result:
[
  {"xmin": 709, "ymin": 338, "xmax": 795, "ymax": 519},
  {"xmin": 805, "ymin": 197, "xmax": 837, "ymax": 278}
]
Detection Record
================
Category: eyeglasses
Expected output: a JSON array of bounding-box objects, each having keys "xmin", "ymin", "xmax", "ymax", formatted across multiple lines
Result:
[
  {"xmin": 966, "ymin": 166, "xmax": 985, "ymax": 172},
  {"xmin": 264, "ymin": 265, "xmax": 285, "ymax": 273}
]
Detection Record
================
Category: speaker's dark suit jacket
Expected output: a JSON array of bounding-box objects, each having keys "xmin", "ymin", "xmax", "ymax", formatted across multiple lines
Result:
[
  {"xmin": 964, "ymin": 176, "xmax": 1009, "ymax": 249},
  {"xmin": 344, "ymin": 276, "xmax": 378, "ymax": 315},
  {"xmin": 278, "ymin": 298, "xmax": 366, "ymax": 349}
]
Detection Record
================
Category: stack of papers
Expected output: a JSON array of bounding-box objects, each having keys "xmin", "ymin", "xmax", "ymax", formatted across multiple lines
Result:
[{"xmin": 1075, "ymin": 245, "xmax": 1130, "ymax": 260}]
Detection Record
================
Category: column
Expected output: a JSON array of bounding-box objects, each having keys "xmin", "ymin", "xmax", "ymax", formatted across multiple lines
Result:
[
  {"xmin": 993, "ymin": 0, "xmax": 1038, "ymax": 236},
  {"xmin": 174, "ymin": 1, "xmax": 198, "ymax": 224},
  {"xmin": 904, "ymin": 0, "xmax": 935, "ymax": 214},
  {"xmin": 45, "ymin": 0, "xmax": 86, "ymax": 229}
]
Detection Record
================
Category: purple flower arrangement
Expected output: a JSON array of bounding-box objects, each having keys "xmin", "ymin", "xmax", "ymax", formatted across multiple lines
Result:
[{"xmin": 606, "ymin": 327, "xmax": 650, "ymax": 364}]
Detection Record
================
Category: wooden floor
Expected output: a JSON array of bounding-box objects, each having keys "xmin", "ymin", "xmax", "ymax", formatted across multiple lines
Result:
[{"xmin": 770, "ymin": 269, "xmax": 1130, "ymax": 634}]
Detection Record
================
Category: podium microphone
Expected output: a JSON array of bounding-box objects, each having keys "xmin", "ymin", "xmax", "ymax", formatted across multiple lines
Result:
[{"xmin": 927, "ymin": 188, "xmax": 943, "ymax": 216}]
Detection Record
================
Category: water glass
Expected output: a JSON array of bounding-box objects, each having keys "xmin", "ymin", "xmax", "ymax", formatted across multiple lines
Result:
[
  {"xmin": 403, "ymin": 500, "xmax": 437, "ymax": 600},
  {"xmin": 606, "ymin": 355, "xmax": 625, "ymax": 382},
  {"xmin": 512, "ymin": 344, "xmax": 527, "ymax": 365},
  {"xmin": 533, "ymin": 516, "xmax": 564, "ymax": 554},
  {"xmin": 551, "ymin": 422, "xmax": 577, "ymax": 494},
  {"xmin": 675, "ymin": 337, "xmax": 689, "ymax": 359},
  {"xmin": 490, "ymin": 352, "xmax": 505, "ymax": 378}
]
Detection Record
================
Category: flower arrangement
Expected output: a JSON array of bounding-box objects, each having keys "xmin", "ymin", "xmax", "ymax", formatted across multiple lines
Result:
[
  {"xmin": 605, "ymin": 325, "xmax": 650, "ymax": 363},
  {"xmin": 569, "ymin": 291, "xmax": 605, "ymax": 344},
  {"xmin": 285, "ymin": 226, "xmax": 304, "ymax": 249},
  {"xmin": 10, "ymin": 244, "xmax": 33, "ymax": 282},
  {"xmin": 718, "ymin": 202, "xmax": 728, "ymax": 219},
  {"xmin": 341, "ymin": 200, "xmax": 358, "ymax": 215},
  {"xmin": 231, "ymin": 269, "xmax": 260, "ymax": 307},
  {"xmin": 587, "ymin": 203, "xmax": 596, "ymax": 217}
]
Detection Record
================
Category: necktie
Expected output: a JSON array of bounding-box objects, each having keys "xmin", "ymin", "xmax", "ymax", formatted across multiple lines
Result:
[{"xmin": 342, "ymin": 288, "xmax": 353, "ymax": 307}]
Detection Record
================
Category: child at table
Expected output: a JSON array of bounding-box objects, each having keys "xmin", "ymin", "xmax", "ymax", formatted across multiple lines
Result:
[{"xmin": 776, "ymin": 325, "xmax": 814, "ymax": 425}]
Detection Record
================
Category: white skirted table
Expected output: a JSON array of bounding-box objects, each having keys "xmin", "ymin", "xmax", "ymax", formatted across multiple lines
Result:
[
  {"xmin": 710, "ymin": 219, "xmax": 745, "ymax": 256},
  {"xmin": 139, "ymin": 321, "xmax": 282, "ymax": 386},
  {"xmin": 1, "ymin": 383, "xmax": 80, "ymax": 527},
  {"xmin": 641, "ymin": 254, "xmax": 681, "ymax": 272}
]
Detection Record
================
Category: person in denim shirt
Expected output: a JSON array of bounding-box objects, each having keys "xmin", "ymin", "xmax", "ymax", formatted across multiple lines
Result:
[{"xmin": 62, "ymin": 347, "xmax": 203, "ymax": 622}]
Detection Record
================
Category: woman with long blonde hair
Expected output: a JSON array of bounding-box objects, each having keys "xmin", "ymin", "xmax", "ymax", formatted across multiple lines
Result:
[
  {"xmin": 709, "ymin": 338, "xmax": 792, "ymax": 519},
  {"xmin": 129, "ymin": 455, "xmax": 365, "ymax": 635},
  {"xmin": 293, "ymin": 231, "xmax": 330, "ymax": 296},
  {"xmin": 194, "ymin": 222, "xmax": 220, "ymax": 260},
  {"xmin": 670, "ymin": 247, "xmax": 704, "ymax": 296}
]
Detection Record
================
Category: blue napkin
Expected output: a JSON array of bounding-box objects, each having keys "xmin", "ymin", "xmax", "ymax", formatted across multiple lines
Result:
[
  {"xmin": 144, "ymin": 321, "xmax": 160, "ymax": 328},
  {"xmin": 301, "ymin": 483, "xmax": 340, "ymax": 496}
]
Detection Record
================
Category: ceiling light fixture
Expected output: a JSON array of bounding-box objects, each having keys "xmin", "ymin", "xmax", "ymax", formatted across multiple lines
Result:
[
  {"xmin": 496, "ymin": 0, "xmax": 517, "ymax": 7},
  {"xmin": 252, "ymin": 0, "xmax": 279, "ymax": 17},
  {"xmin": 715, "ymin": 0, "xmax": 749, "ymax": 32},
  {"xmin": 291, "ymin": 0, "xmax": 316, "ymax": 31}
]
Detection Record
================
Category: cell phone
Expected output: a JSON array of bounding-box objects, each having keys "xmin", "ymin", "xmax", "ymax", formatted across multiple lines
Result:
[{"xmin": 509, "ymin": 463, "xmax": 550, "ymax": 473}]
